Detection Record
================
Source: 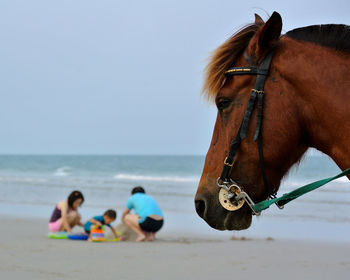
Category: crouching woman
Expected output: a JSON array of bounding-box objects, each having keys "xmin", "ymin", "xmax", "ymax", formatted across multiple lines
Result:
[
  {"xmin": 122, "ymin": 186, "xmax": 164, "ymax": 242},
  {"xmin": 48, "ymin": 190, "xmax": 84, "ymax": 233}
]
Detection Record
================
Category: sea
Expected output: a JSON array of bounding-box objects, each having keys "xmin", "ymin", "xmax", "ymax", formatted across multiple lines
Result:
[{"xmin": 0, "ymin": 150, "xmax": 349, "ymax": 242}]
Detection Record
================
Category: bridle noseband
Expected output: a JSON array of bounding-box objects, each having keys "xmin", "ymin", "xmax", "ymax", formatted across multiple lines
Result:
[{"xmin": 217, "ymin": 50, "xmax": 283, "ymax": 215}]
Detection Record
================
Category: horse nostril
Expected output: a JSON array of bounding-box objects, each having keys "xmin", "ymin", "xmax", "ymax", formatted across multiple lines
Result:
[{"xmin": 195, "ymin": 198, "xmax": 206, "ymax": 218}]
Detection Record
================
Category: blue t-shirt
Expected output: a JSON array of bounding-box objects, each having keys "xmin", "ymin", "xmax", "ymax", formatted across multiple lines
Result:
[
  {"xmin": 84, "ymin": 215, "xmax": 111, "ymax": 233},
  {"xmin": 126, "ymin": 193, "xmax": 163, "ymax": 223}
]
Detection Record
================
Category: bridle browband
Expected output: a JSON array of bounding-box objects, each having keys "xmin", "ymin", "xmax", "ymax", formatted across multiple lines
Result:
[{"xmin": 217, "ymin": 50, "xmax": 283, "ymax": 215}]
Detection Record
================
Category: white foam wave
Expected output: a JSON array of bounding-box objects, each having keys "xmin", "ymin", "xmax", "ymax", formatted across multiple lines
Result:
[
  {"xmin": 334, "ymin": 177, "xmax": 350, "ymax": 183},
  {"xmin": 282, "ymin": 175, "xmax": 349, "ymax": 187},
  {"xmin": 113, "ymin": 173, "xmax": 199, "ymax": 183},
  {"xmin": 54, "ymin": 166, "xmax": 71, "ymax": 177},
  {"xmin": 0, "ymin": 176, "xmax": 47, "ymax": 183}
]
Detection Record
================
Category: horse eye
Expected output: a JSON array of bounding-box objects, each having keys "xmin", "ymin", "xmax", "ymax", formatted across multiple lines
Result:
[{"xmin": 216, "ymin": 99, "xmax": 232, "ymax": 111}]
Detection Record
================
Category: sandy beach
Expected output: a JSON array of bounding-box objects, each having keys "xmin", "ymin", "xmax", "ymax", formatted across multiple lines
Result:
[{"xmin": 0, "ymin": 216, "xmax": 349, "ymax": 280}]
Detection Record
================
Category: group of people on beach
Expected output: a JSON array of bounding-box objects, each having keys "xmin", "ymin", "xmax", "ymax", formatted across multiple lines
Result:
[{"xmin": 48, "ymin": 186, "xmax": 164, "ymax": 242}]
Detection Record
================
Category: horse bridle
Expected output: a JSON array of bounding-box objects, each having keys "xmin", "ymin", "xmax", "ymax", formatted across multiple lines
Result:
[{"xmin": 216, "ymin": 50, "xmax": 284, "ymax": 215}]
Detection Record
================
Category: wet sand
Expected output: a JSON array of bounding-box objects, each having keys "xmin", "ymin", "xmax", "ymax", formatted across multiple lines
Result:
[{"xmin": 1, "ymin": 216, "xmax": 349, "ymax": 280}]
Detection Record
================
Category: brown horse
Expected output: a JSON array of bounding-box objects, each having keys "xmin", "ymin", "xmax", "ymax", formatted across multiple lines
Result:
[{"xmin": 195, "ymin": 12, "xmax": 350, "ymax": 231}]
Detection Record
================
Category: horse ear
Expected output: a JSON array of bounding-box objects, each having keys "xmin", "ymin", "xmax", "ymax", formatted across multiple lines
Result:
[
  {"xmin": 254, "ymin": 13, "xmax": 264, "ymax": 25},
  {"xmin": 248, "ymin": 11, "xmax": 282, "ymax": 63}
]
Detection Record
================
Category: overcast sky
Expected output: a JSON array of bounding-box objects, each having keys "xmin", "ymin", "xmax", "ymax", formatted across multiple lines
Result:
[{"xmin": 1, "ymin": 0, "xmax": 349, "ymax": 155}]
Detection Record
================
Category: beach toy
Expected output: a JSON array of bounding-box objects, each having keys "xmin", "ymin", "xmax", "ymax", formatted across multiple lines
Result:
[
  {"xmin": 103, "ymin": 230, "xmax": 124, "ymax": 242},
  {"xmin": 67, "ymin": 234, "xmax": 88, "ymax": 241},
  {"xmin": 91, "ymin": 227, "xmax": 123, "ymax": 242},
  {"xmin": 48, "ymin": 229, "xmax": 122, "ymax": 242},
  {"xmin": 91, "ymin": 225, "xmax": 105, "ymax": 242},
  {"xmin": 103, "ymin": 234, "xmax": 123, "ymax": 242},
  {"xmin": 49, "ymin": 232, "xmax": 88, "ymax": 241},
  {"xmin": 48, "ymin": 232, "xmax": 68, "ymax": 239},
  {"xmin": 111, "ymin": 231, "xmax": 124, "ymax": 242}
]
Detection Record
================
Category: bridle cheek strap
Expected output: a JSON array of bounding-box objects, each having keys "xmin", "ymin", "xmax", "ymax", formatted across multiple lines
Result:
[{"xmin": 219, "ymin": 50, "xmax": 276, "ymax": 199}]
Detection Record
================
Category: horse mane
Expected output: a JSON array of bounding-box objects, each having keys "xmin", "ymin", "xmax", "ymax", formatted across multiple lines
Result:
[
  {"xmin": 202, "ymin": 22, "xmax": 262, "ymax": 100},
  {"xmin": 286, "ymin": 24, "xmax": 350, "ymax": 53},
  {"xmin": 203, "ymin": 22, "xmax": 350, "ymax": 101}
]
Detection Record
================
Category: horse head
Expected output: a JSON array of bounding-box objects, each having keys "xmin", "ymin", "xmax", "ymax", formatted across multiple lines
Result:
[{"xmin": 195, "ymin": 12, "xmax": 311, "ymax": 230}]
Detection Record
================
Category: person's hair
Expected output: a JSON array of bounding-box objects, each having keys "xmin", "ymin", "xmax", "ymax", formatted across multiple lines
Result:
[
  {"xmin": 131, "ymin": 186, "xmax": 145, "ymax": 195},
  {"xmin": 67, "ymin": 190, "xmax": 84, "ymax": 208},
  {"xmin": 104, "ymin": 209, "xmax": 117, "ymax": 219}
]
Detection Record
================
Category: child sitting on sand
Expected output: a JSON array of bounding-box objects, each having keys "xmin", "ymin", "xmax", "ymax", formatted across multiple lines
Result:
[{"xmin": 84, "ymin": 209, "xmax": 118, "ymax": 241}]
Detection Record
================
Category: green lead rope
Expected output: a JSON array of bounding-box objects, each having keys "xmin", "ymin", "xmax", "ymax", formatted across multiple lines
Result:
[{"xmin": 252, "ymin": 167, "xmax": 350, "ymax": 213}]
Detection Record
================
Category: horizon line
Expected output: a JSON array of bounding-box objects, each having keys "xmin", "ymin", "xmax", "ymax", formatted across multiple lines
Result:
[{"xmin": 0, "ymin": 153, "xmax": 206, "ymax": 157}]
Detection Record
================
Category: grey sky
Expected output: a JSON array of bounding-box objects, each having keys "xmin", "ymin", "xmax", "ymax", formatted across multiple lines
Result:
[{"xmin": 1, "ymin": 0, "xmax": 349, "ymax": 155}]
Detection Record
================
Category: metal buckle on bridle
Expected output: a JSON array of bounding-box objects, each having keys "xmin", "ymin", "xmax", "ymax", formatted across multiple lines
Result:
[
  {"xmin": 224, "ymin": 157, "xmax": 234, "ymax": 167},
  {"xmin": 269, "ymin": 193, "xmax": 284, "ymax": 210},
  {"xmin": 217, "ymin": 177, "xmax": 261, "ymax": 216}
]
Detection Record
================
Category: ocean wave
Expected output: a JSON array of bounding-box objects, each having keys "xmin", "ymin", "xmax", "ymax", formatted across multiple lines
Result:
[
  {"xmin": 296, "ymin": 199, "xmax": 350, "ymax": 206},
  {"xmin": 0, "ymin": 176, "xmax": 47, "ymax": 183},
  {"xmin": 54, "ymin": 166, "xmax": 71, "ymax": 177},
  {"xmin": 333, "ymin": 177, "xmax": 350, "ymax": 183},
  {"xmin": 266, "ymin": 212, "xmax": 350, "ymax": 224},
  {"xmin": 113, "ymin": 173, "xmax": 199, "ymax": 183},
  {"xmin": 281, "ymin": 176, "xmax": 350, "ymax": 190}
]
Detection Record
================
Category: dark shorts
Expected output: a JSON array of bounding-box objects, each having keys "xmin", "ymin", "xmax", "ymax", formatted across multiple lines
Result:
[{"xmin": 139, "ymin": 217, "xmax": 164, "ymax": 233}]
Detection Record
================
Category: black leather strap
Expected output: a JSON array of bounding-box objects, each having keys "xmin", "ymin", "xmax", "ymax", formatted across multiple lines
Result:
[
  {"xmin": 255, "ymin": 92, "xmax": 275, "ymax": 197},
  {"xmin": 257, "ymin": 127, "xmax": 274, "ymax": 197},
  {"xmin": 253, "ymin": 91, "xmax": 264, "ymax": 142},
  {"xmin": 240, "ymin": 91, "xmax": 257, "ymax": 139},
  {"xmin": 252, "ymin": 51, "xmax": 274, "ymax": 91},
  {"xmin": 219, "ymin": 127, "xmax": 242, "ymax": 181}
]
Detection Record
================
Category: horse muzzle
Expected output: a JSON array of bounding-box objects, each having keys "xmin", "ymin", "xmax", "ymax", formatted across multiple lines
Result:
[{"xmin": 195, "ymin": 180, "xmax": 253, "ymax": 230}]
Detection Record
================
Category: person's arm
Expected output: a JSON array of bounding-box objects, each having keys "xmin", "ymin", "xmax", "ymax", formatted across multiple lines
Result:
[
  {"xmin": 89, "ymin": 218, "xmax": 102, "ymax": 227},
  {"xmin": 60, "ymin": 201, "xmax": 72, "ymax": 233},
  {"xmin": 77, "ymin": 219, "xmax": 84, "ymax": 227},
  {"xmin": 121, "ymin": 208, "xmax": 130, "ymax": 223},
  {"xmin": 110, "ymin": 226, "xmax": 118, "ymax": 238}
]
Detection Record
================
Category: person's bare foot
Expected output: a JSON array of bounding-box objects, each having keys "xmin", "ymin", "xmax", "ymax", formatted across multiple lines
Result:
[
  {"xmin": 146, "ymin": 233, "xmax": 155, "ymax": 241},
  {"xmin": 136, "ymin": 235, "xmax": 146, "ymax": 242},
  {"xmin": 145, "ymin": 233, "xmax": 152, "ymax": 241},
  {"xmin": 151, "ymin": 233, "xmax": 156, "ymax": 241}
]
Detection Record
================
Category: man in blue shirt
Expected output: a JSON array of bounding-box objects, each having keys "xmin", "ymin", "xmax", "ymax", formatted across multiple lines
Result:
[{"xmin": 122, "ymin": 186, "xmax": 164, "ymax": 242}]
